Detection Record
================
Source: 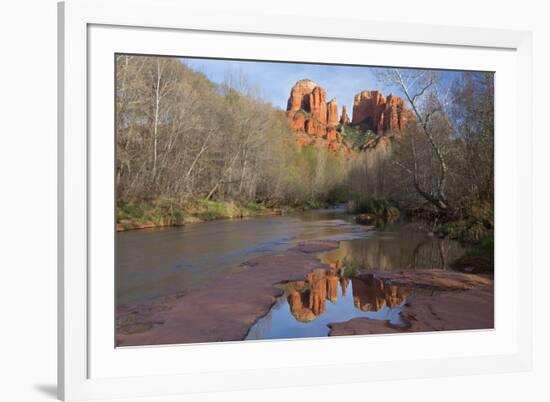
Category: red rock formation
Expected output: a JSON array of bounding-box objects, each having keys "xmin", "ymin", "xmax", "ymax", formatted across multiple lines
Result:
[
  {"xmin": 340, "ymin": 105, "xmax": 350, "ymax": 125},
  {"xmin": 351, "ymin": 90, "xmax": 385, "ymax": 133},
  {"xmin": 305, "ymin": 118, "xmax": 323, "ymax": 137},
  {"xmin": 385, "ymin": 94, "xmax": 413, "ymax": 131},
  {"xmin": 287, "ymin": 79, "xmax": 318, "ymax": 112},
  {"xmin": 295, "ymin": 132, "xmax": 313, "ymax": 147},
  {"xmin": 286, "ymin": 80, "xmax": 413, "ymax": 154},
  {"xmin": 288, "ymin": 111, "xmax": 306, "ymax": 132},
  {"xmin": 352, "ymin": 90, "xmax": 413, "ymax": 134},
  {"xmin": 327, "ymin": 99, "xmax": 339, "ymax": 127},
  {"xmin": 286, "ymin": 79, "xmax": 328, "ymax": 126},
  {"xmin": 326, "ymin": 127, "xmax": 341, "ymax": 142},
  {"xmin": 309, "ymin": 87, "xmax": 328, "ymax": 124},
  {"xmin": 286, "ymin": 79, "xmax": 351, "ymax": 154}
]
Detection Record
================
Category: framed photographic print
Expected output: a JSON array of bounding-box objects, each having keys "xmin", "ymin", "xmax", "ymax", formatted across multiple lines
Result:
[{"xmin": 58, "ymin": 0, "xmax": 533, "ymax": 400}]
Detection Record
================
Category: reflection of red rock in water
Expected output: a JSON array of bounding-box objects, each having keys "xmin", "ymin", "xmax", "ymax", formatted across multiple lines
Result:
[
  {"xmin": 288, "ymin": 289, "xmax": 316, "ymax": 322},
  {"xmin": 328, "ymin": 258, "xmax": 342, "ymax": 270},
  {"xmin": 351, "ymin": 275, "xmax": 406, "ymax": 312},
  {"xmin": 307, "ymin": 271, "xmax": 327, "ymax": 316},
  {"xmin": 285, "ymin": 268, "xmax": 405, "ymax": 322},
  {"xmin": 327, "ymin": 272, "xmax": 339, "ymax": 303},
  {"xmin": 116, "ymin": 240, "xmax": 342, "ymax": 346},
  {"xmin": 340, "ymin": 277, "xmax": 348, "ymax": 297},
  {"xmin": 286, "ymin": 269, "xmax": 330, "ymax": 321},
  {"xmin": 328, "ymin": 271, "xmax": 494, "ymax": 336}
]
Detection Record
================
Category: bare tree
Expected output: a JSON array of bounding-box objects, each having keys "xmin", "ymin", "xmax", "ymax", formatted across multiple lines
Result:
[
  {"xmin": 116, "ymin": 56, "xmax": 350, "ymax": 208},
  {"xmin": 377, "ymin": 69, "xmax": 455, "ymax": 215}
]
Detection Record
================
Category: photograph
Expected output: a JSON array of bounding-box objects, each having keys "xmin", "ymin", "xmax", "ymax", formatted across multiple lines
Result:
[
  {"xmin": 3, "ymin": 0, "xmax": 546, "ymax": 400},
  {"xmin": 114, "ymin": 55, "xmax": 494, "ymax": 347}
]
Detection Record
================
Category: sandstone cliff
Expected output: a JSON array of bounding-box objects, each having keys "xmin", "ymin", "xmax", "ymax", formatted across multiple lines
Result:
[
  {"xmin": 327, "ymin": 99, "xmax": 339, "ymax": 127},
  {"xmin": 340, "ymin": 105, "xmax": 350, "ymax": 125},
  {"xmin": 352, "ymin": 90, "xmax": 413, "ymax": 134},
  {"xmin": 286, "ymin": 79, "xmax": 351, "ymax": 154},
  {"xmin": 286, "ymin": 79, "xmax": 414, "ymax": 155}
]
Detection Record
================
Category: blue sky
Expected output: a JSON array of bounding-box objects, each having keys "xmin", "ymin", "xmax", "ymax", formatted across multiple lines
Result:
[{"xmin": 181, "ymin": 57, "xmax": 468, "ymax": 114}]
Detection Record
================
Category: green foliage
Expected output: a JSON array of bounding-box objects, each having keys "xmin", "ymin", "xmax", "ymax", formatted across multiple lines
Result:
[
  {"xmin": 190, "ymin": 200, "xmax": 233, "ymax": 220},
  {"xmin": 339, "ymin": 125, "xmax": 375, "ymax": 150},
  {"xmin": 466, "ymin": 235, "xmax": 494, "ymax": 258},
  {"xmin": 243, "ymin": 202, "xmax": 269, "ymax": 213},
  {"xmin": 274, "ymin": 142, "xmax": 350, "ymax": 207},
  {"xmin": 117, "ymin": 198, "xmax": 186, "ymax": 226},
  {"xmin": 153, "ymin": 197, "xmax": 186, "ymax": 225},
  {"xmin": 326, "ymin": 185, "xmax": 350, "ymax": 205},
  {"xmin": 341, "ymin": 260, "xmax": 360, "ymax": 278},
  {"xmin": 117, "ymin": 201, "xmax": 145, "ymax": 221},
  {"xmin": 450, "ymin": 234, "xmax": 494, "ymax": 274},
  {"xmin": 436, "ymin": 201, "xmax": 493, "ymax": 242},
  {"xmin": 304, "ymin": 200, "xmax": 324, "ymax": 209},
  {"xmin": 116, "ymin": 198, "xmax": 281, "ymax": 229},
  {"xmin": 349, "ymin": 194, "xmax": 399, "ymax": 218}
]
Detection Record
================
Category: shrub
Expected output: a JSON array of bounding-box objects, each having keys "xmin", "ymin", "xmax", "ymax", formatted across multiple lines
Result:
[
  {"xmin": 450, "ymin": 234, "xmax": 494, "ymax": 273},
  {"xmin": 339, "ymin": 125, "xmax": 375, "ymax": 150},
  {"xmin": 349, "ymin": 194, "xmax": 399, "ymax": 218}
]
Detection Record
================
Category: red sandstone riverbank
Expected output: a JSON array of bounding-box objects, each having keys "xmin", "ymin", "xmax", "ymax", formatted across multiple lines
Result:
[
  {"xmin": 116, "ymin": 237, "xmax": 494, "ymax": 346},
  {"xmin": 116, "ymin": 240, "xmax": 342, "ymax": 346},
  {"xmin": 328, "ymin": 271, "xmax": 493, "ymax": 335}
]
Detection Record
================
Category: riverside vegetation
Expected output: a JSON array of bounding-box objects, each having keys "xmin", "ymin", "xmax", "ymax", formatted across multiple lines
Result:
[
  {"xmin": 116, "ymin": 56, "xmax": 348, "ymax": 230},
  {"xmin": 116, "ymin": 56, "xmax": 493, "ymax": 264}
]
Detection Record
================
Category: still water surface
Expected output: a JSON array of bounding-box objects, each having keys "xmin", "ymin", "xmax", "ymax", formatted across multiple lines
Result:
[
  {"xmin": 246, "ymin": 269, "xmax": 408, "ymax": 340},
  {"xmin": 117, "ymin": 208, "xmax": 366, "ymax": 305},
  {"xmin": 117, "ymin": 208, "xmax": 464, "ymax": 337}
]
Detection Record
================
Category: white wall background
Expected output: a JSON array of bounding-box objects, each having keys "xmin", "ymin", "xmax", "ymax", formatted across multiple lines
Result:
[{"xmin": 0, "ymin": 0, "xmax": 547, "ymax": 401}]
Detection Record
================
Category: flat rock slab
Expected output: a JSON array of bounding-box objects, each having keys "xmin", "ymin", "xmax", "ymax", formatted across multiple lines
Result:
[
  {"xmin": 369, "ymin": 270, "xmax": 493, "ymax": 291},
  {"xmin": 117, "ymin": 240, "xmax": 339, "ymax": 346},
  {"xmin": 399, "ymin": 285, "xmax": 494, "ymax": 332},
  {"xmin": 328, "ymin": 270, "xmax": 494, "ymax": 336}
]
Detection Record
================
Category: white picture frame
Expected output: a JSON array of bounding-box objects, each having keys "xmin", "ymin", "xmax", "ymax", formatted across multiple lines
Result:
[{"xmin": 58, "ymin": 0, "xmax": 533, "ymax": 400}]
